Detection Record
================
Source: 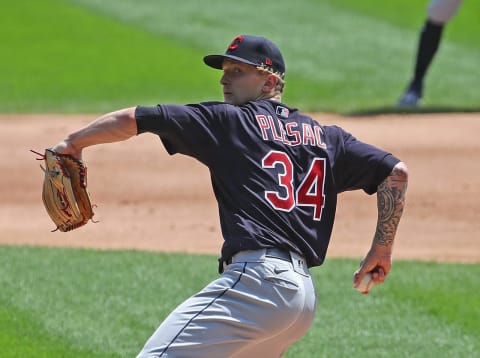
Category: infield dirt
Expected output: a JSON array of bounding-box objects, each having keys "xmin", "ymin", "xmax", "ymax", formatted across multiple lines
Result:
[{"xmin": 2, "ymin": 113, "xmax": 479, "ymax": 263}]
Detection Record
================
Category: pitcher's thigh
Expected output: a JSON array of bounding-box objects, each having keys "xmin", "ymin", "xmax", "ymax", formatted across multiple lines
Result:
[{"xmin": 137, "ymin": 261, "xmax": 313, "ymax": 357}]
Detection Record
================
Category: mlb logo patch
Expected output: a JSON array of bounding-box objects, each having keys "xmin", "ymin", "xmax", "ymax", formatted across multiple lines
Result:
[{"xmin": 276, "ymin": 106, "xmax": 289, "ymax": 118}]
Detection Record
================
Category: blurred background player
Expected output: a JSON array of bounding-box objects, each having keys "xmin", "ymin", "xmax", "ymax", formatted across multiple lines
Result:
[{"xmin": 397, "ymin": 0, "xmax": 463, "ymax": 107}]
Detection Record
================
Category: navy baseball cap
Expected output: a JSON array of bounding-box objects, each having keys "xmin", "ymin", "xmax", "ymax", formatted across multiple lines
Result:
[{"xmin": 204, "ymin": 35, "xmax": 285, "ymax": 79}]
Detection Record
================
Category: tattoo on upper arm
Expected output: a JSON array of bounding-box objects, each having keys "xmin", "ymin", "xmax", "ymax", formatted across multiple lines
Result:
[{"xmin": 374, "ymin": 165, "xmax": 408, "ymax": 247}]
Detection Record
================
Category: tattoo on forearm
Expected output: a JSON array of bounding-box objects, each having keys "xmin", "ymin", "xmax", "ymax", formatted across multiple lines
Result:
[{"xmin": 374, "ymin": 165, "xmax": 408, "ymax": 247}]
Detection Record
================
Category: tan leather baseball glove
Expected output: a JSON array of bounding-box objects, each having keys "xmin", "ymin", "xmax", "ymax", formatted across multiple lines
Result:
[{"xmin": 32, "ymin": 149, "xmax": 95, "ymax": 232}]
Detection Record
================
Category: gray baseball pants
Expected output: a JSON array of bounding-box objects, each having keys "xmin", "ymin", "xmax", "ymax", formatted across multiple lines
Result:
[{"xmin": 136, "ymin": 248, "xmax": 316, "ymax": 357}]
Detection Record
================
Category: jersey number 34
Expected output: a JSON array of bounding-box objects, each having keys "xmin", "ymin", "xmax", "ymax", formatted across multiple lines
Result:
[{"xmin": 262, "ymin": 150, "xmax": 326, "ymax": 221}]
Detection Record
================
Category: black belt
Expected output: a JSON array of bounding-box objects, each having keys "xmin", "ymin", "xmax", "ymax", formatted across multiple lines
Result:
[
  {"xmin": 265, "ymin": 248, "xmax": 292, "ymax": 262},
  {"xmin": 219, "ymin": 248, "xmax": 292, "ymax": 273}
]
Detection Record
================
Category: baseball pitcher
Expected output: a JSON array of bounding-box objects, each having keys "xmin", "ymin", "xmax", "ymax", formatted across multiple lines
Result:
[{"xmin": 49, "ymin": 35, "xmax": 408, "ymax": 357}]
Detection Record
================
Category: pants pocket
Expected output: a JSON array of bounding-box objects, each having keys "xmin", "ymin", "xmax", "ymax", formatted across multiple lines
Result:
[{"xmin": 263, "ymin": 267, "xmax": 299, "ymax": 291}]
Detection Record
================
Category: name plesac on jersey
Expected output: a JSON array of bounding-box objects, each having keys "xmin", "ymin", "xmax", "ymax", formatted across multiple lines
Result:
[{"xmin": 255, "ymin": 112, "xmax": 326, "ymax": 149}]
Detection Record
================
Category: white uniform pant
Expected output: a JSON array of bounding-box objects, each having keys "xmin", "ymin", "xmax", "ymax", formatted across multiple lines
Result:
[
  {"xmin": 428, "ymin": 0, "xmax": 463, "ymax": 24},
  {"xmin": 137, "ymin": 249, "xmax": 316, "ymax": 357}
]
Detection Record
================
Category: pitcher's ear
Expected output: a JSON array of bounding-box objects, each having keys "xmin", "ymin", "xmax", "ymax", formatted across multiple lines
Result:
[{"xmin": 262, "ymin": 74, "xmax": 279, "ymax": 92}]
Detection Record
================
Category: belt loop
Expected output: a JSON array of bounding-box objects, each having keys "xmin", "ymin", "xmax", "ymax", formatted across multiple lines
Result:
[
  {"xmin": 290, "ymin": 251, "xmax": 309, "ymax": 277},
  {"xmin": 218, "ymin": 258, "xmax": 225, "ymax": 274}
]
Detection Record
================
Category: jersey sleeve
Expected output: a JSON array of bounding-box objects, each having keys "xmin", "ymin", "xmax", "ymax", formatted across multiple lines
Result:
[
  {"xmin": 135, "ymin": 102, "xmax": 228, "ymax": 165},
  {"xmin": 329, "ymin": 126, "xmax": 400, "ymax": 194}
]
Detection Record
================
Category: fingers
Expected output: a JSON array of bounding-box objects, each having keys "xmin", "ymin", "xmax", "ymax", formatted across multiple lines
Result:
[
  {"xmin": 370, "ymin": 267, "xmax": 386, "ymax": 284},
  {"xmin": 353, "ymin": 245, "xmax": 394, "ymax": 292},
  {"xmin": 353, "ymin": 260, "xmax": 388, "ymax": 291}
]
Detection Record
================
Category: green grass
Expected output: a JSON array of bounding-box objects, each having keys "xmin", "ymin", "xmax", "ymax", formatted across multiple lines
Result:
[
  {"xmin": 0, "ymin": 246, "xmax": 478, "ymax": 357},
  {"xmin": 0, "ymin": 0, "xmax": 479, "ymax": 113},
  {"xmin": 323, "ymin": 0, "xmax": 480, "ymax": 46},
  {"xmin": 0, "ymin": 0, "xmax": 218, "ymax": 113},
  {"xmin": 0, "ymin": 303, "xmax": 114, "ymax": 357}
]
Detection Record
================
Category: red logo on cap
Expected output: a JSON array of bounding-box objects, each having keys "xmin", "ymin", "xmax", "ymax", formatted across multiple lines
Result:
[
  {"xmin": 228, "ymin": 35, "xmax": 244, "ymax": 51},
  {"xmin": 265, "ymin": 57, "xmax": 272, "ymax": 66}
]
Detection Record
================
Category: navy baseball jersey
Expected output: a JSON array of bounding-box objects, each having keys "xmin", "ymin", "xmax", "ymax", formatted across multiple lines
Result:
[{"xmin": 135, "ymin": 100, "xmax": 399, "ymax": 267}]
